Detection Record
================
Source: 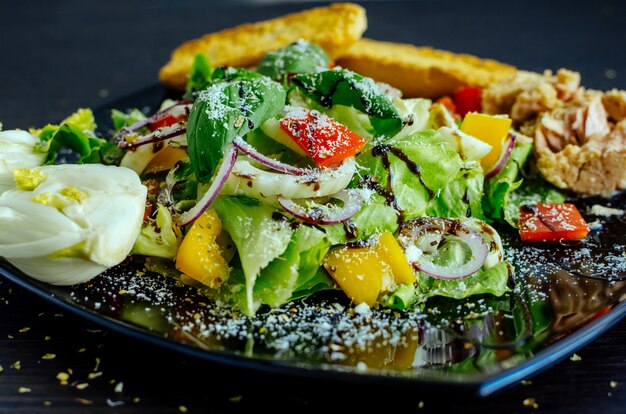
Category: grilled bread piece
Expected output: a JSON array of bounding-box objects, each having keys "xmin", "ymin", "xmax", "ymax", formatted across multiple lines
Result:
[
  {"xmin": 337, "ymin": 38, "xmax": 517, "ymax": 99},
  {"xmin": 159, "ymin": 3, "xmax": 367, "ymax": 91}
]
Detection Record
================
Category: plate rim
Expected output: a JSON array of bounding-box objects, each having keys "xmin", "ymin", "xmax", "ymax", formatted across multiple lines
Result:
[{"xmin": 2, "ymin": 83, "xmax": 626, "ymax": 396}]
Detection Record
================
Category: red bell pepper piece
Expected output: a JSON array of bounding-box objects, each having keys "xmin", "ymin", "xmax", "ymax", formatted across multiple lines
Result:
[
  {"xmin": 279, "ymin": 109, "xmax": 366, "ymax": 168},
  {"xmin": 148, "ymin": 114, "xmax": 181, "ymax": 131},
  {"xmin": 453, "ymin": 86, "xmax": 482, "ymax": 116},
  {"xmin": 519, "ymin": 203, "xmax": 589, "ymax": 242}
]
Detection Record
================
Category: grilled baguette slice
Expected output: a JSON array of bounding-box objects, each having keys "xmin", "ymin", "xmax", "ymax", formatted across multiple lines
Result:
[
  {"xmin": 159, "ymin": 3, "xmax": 367, "ymax": 91},
  {"xmin": 337, "ymin": 38, "xmax": 517, "ymax": 99}
]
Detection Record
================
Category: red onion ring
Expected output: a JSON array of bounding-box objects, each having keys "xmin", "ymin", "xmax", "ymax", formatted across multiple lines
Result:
[
  {"xmin": 485, "ymin": 133, "xmax": 516, "ymax": 179},
  {"xmin": 277, "ymin": 189, "xmax": 364, "ymax": 225},
  {"xmin": 232, "ymin": 137, "xmax": 312, "ymax": 176},
  {"xmin": 178, "ymin": 144, "xmax": 237, "ymax": 226},
  {"xmin": 118, "ymin": 125, "xmax": 186, "ymax": 150},
  {"xmin": 398, "ymin": 217, "xmax": 488, "ymax": 280}
]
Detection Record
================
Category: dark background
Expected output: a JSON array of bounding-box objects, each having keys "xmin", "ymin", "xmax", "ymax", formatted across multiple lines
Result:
[{"xmin": 1, "ymin": 0, "xmax": 626, "ymax": 412}]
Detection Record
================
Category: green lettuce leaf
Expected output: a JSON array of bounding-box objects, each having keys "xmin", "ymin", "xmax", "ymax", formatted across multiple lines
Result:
[
  {"xmin": 356, "ymin": 130, "xmax": 462, "ymax": 219},
  {"xmin": 111, "ymin": 108, "xmax": 147, "ymax": 131},
  {"xmin": 322, "ymin": 193, "xmax": 399, "ymax": 244},
  {"xmin": 417, "ymin": 261, "xmax": 511, "ymax": 301},
  {"xmin": 426, "ymin": 161, "xmax": 485, "ymax": 219},
  {"xmin": 131, "ymin": 204, "xmax": 181, "ymax": 259},
  {"xmin": 505, "ymin": 177, "xmax": 567, "ymax": 226},
  {"xmin": 482, "ymin": 138, "xmax": 533, "ymax": 225},
  {"xmin": 290, "ymin": 267, "xmax": 337, "ymax": 301},
  {"xmin": 213, "ymin": 196, "xmax": 293, "ymax": 315},
  {"xmin": 254, "ymin": 225, "xmax": 330, "ymax": 307}
]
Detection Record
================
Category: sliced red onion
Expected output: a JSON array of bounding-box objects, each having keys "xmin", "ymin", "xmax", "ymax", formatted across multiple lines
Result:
[
  {"xmin": 277, "ymin": 189, "xmax": 364, "ymax": 225},
  {"xmin": 119, "ymin": 100, "xmax": 192, "ymax": 136},
  {"xmin": 232, "ymin": 137, "xmax": 312, "ymax": 176},
  {"xmin": 118, "ymin": 126, "xmax": 186, "ymax": 150},
  {"xmin": 485, "ymin": 134, "xmax": 516, "ymax": 179},
  {"xmin": 177, "ymin": 144, "xmax": 237, "ymax": 226},
  {"xmin": 398, "ymin": 217, "xmax": 488, "ymax": 280}
]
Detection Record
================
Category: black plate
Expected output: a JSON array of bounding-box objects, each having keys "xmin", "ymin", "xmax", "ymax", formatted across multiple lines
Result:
[{"xmin": 2, "ymin": 84, "xmax": 626, "ymax": 396}]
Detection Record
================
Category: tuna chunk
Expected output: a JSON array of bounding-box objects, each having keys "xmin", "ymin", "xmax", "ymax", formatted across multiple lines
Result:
[
  {"xmin": 482, "ymin": 68, "xmax": 581, "ymax": 122},
  {"xmin": 535, "ymin": 112, "xmax": 626, "ymax": 196},
  {"xmin": 602, "ymin": 89, "xmax": 626, "ymax": 122}
]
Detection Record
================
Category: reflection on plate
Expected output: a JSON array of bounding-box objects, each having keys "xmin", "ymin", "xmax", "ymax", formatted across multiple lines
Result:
[{"xmin": 1, "ymin": 85, "xmax": 626, "ymax": 396}]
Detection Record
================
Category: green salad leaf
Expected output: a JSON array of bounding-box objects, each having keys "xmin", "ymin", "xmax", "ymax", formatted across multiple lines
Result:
[
  {"xmin": 33, "ymin": 108, "xmax": 123, "ymax": 165},
  {"xmin": 186, "ymin": 76, "xmax": 286, "ymax": 182},
  {"xmin": 131, "ymin": 204, "xmax": 182, "ymax": 259},
  {"xmin": 257, "ymin": 40, "xmax": 329, "ymax": 83},
  {"xmin": 426, "ymin": 161, "xmax": 485, "ymax": 220},
  {"xmin": 356, "ymin": 130, "xmax": 462, "ymax": 219},
  {"xmin": 505, "ymin": 177, "xmax": 567, "ymax": 226},
  {"xmin": 186, "ymin": 53, "xmax": 213, "ymax": 95},
  {"xmin": 254, "ymin": 224, "xmax": 330, "ymax": 307},
  {"xmin": 417, "ymin": 261, "xmax": 511, "ymax": 301},
  {"xmin": 213, "ymin": 196, "xmax": 294, "ymax": 315},
  {"xmin": 291, "ymin": 69, "xmax": 403, "ymax": 138},
  {"xmin": 482, "ymin": 137, "xmax": 534, "ymax": 226},
  {"xmin": 111, "ymin": 108, "xmax": 146, "ymax": 131}
]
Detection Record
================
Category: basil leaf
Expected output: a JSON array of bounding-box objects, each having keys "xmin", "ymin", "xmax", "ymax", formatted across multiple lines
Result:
[
  {"xmin": 211, "ymin": 67, "xmax": 263, "ymax": 83},
  {"xmin": 257, "ymin": 40, "xmax": 329, "ymax": 83},
  {"xmin": 185, "ymin": 53, "xmax": 213, "ymax": 95},
  {"xmin": 291, "ymin": 69, "xmax": 403, "ymax": 138},
  {"xmin": 187, "ymin": 76, "xmax": 286, "ymax": 182}
]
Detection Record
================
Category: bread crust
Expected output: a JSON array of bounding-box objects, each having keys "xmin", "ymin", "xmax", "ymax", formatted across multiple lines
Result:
[
  {"xmin": 159, "ymin": 3, "xmax": 367, "ymax": 91},
  {"xmin": 337, "ymin": 38, "xmax": 517, "ymax": 99}
]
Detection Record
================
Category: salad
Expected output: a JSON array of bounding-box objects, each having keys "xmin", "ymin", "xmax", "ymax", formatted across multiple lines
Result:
[{"xmin": 1, "ymin": 40, "xmax": 614, "ymax": 318}]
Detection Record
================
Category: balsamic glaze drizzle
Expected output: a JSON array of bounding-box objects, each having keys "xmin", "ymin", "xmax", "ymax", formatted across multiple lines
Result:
[{"xmin": 520, "ymin": 204, "xmax": 559, "ymax": 231}]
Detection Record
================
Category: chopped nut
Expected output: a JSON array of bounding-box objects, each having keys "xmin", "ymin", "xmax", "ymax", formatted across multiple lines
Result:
[
  {"xmin": 10, "ymin": 361, "xmax": 21, "ymax": 370},
  {"xmin": 44, "ymin": 336, "xmax": 51, "ymax": 341},
  {"xmin": 610, "ymin": 380, "xmax": 619, "ymax": 388},
  {"xmin": 521, "ymin": 380, "xmax": 532, "ymax": 385},
  {"xmin": 179, "ymin": 405, "xmax": 188, "ymax": 413},
  {"xmin": 18, "ymin": 387, "xmax": 31, "ymax": 394},
  {"xmin": 114, "ymin": 382, "xmax": 124, "ymax": 393},
  {"xmin": 570, "ymin": 353, "xmax": 582, "ymax": 362},
  {"xmin": 88, "ymin": 372, "xmax": 102, "ymax": 380},
  {"xmin": 75, "ymin": 383, "xmax": 89, "ymax": 390},
  {"xmin": 19, "ymin": 327, "xmax": 30, "ymax": 333},
  {"xmin": 76, "ymin": 398, "xmax": 93, "ymax": 405},
  {"xmin": 41, "ymin": 353, "xmax": 56, "ymax": 360}
]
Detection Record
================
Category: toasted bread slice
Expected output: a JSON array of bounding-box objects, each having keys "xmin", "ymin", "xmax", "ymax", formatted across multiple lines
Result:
[
  {"xmin": 159, "ymin": 3, "xmax": 367, "ymax": 91},
  {"xmin": 337, "ymin": 38, "xmax": 517, "ymax": 99}
]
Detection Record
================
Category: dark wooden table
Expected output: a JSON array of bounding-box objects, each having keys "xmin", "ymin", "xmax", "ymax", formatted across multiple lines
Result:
[{"xmin": 1, "ymin": 1, "xmax": 626, "ymax": 412}]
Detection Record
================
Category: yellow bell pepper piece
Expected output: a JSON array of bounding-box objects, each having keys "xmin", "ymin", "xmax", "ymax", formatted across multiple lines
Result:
[
  {"xmin": 460, "ymin": 113, "xmax": 512, "ymax": 169},
  {"xmin": 323, "ymin": 246, "xmax": 391, "ymax": 307},
  {"xmin": 175, "ymin": 209, "xmax": 230, "ymax": 289},
  {"xmin": 144, "ymin": 146, "xmax": 188, "ymax": 174},
  {"xmin": 375, "ymin": 231, "xmax": 416, "ymax": 285}
]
